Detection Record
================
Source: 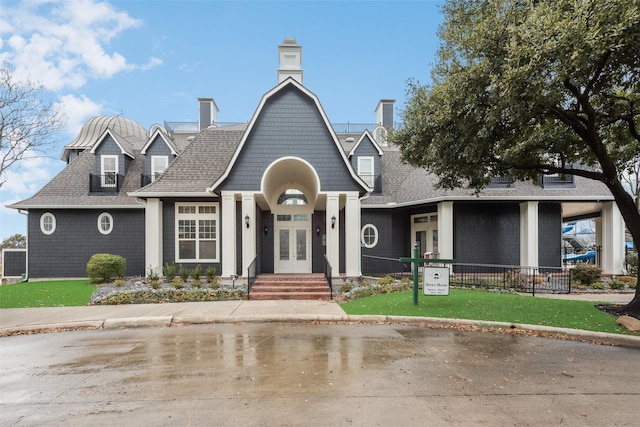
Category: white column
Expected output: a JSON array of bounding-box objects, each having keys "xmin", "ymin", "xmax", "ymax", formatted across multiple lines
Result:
[
  {"xmin": 437, "ymin": 201, "xmax": 454, "ymax": 259},
  {"xmin": 326, "ymin": 193, "xmax": 340, "ymax": 276},
  {"xmin": 241, "ymin": 194, "xmax": 256, "ymax": 277},
  {"xmin": 221, "ymin": 192, "xmax": 236, "ymax": 277},
  {"xmin": 520, "ymin": 201, "xmax": 539, "ymax": 268},
  {"xmin": 345, "ymin": 192, "xmax": 361, "ymax": 277},
  {"xmin": 601, "ymin": 202, "xmax": 625, "ymax": 275},
  {"xmin": 145, "ymin": 198, "xmax": 163, "ymax": 275}
]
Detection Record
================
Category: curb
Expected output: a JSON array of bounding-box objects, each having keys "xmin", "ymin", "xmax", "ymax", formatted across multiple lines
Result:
[{"xmin": 3, "ymin": 315, "xmax": 640, "ymax": 348}]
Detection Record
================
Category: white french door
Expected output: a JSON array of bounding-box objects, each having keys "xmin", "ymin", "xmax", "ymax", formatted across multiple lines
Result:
[{"xmin": 274, "ymin": 213, "xmax": 311, "ymax": 273}]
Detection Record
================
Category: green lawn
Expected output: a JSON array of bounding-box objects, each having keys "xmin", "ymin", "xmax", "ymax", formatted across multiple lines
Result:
[
  {"xmin": 341, "ymin": 289, "xmax": 639, "ymax": 335},
  {"xmin": 0, "ymin": 280, "xmax": 96, "ymax": 308}
]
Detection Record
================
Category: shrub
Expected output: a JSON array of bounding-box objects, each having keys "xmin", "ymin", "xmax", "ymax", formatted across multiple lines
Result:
[
  {"xmin": 171, "ymin": 277, "xmax": 185, "ymax": 289},
  {"xmin": 114, "ymin": 278, "xmax": 125, "ymax": 287},
  {"xmin": 340, "ymin": 282, "xmax": 353, "ymax": 293},
  {"xmin": 205, "ymin": 266, "xmax": 216, "ymax": 283},
  {"xmin": 571, "ymin": 263, "xmax": 601, "ymax": 285},
  {"xmin": 192, "ymin": 278, "xmax": 203, "ymax": 289},
  {"xmin": 179, "ymin": 264, "xmax": 190, "ymax": 281},
  {"xmin": 147, "ymin": 266, "xmax": 160, "ymax": 282},
  {"xmin": 87, "ymin": 253, "xmax": 126, "ymax": 283},
  {"xmin": 150, "ymin": 279, "xmax": 160, "ymax": 289},
  {"xmin": 164, "ymin": 263, "xmax": 175, "ymax": 281},
  {"xmin": 192, "ymin": 264, "xmax": 202, "ymax": 281},
  {"xmin": 626, "ymin": 251, "xmax": 638, "ymax": 276},
  {"xmin": 377, "ymin": 275, "xmax": 395, "ymax": 286},
  {"xmin": 608, "ymin": 279, "xmax": 625, "ymax": 290},
  {"xmin": 589, "ymin": 282, "xmax": 604, "ymax": 290}
]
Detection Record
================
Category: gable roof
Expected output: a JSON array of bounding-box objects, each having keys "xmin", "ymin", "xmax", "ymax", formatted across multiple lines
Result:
[
  {"xmin": 348, "ymin": 130, "xmax": 384, "ymax": 157},
  {"xmin": 206, "ymin": 78, "xmax": 370, "ymax": 194},
  {"xmin": 8, "ymin": 150, "xmax": 145, "ymax": 209},
  {"xmin": 89, "ymin": 128, "xmax": 136, "ymax": 159},
  {"xmin": 130, "ymin": 125, "xmax": 246, "ymax": 197},
  {"xmin": 140, "ymin": 128, "xmax": 179, "ymax": 155}
]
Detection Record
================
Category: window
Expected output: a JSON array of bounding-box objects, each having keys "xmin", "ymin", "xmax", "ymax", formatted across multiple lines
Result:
[
  {"xmin": 361, "ymin": 224, "xmax": 378, "ymax": 248},
  {"xmin": 40, "ymin": 212, "xmax": 56, "ymax": 235},
  {"xmin": 97, "ymin": 212, "xmax": 113, "ymax": 235},
  {"xmin": 151, "ymin": 156, "xmax": 169, "ymax": 182},
  {"xmin": 358, "ymin": 157, "xmax": 374, "ymax": 187},
  {"xmin": 176, "ymin": 203, "xmax": 219, "ymax": 261},
  {"xmin": 277, "ymin": 189, "xmax": 307, "ymax": 205},
  {"xmin": 101, "ymin": 155, "xmax": 118, "ymax": 187}
]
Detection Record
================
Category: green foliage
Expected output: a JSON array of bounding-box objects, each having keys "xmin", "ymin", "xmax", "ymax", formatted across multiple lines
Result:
[
  {"xmin": 86, "ymin": 253, "xmax": 126, "ymax": 284},
  {"xmin": 0, "ymin": 280, "xmax": 96, "ymax": 308},
  {"xmin": 94, "ymin": 288, "xmax": 245, "ymax": 305},
  {"xmin": 179, "ymin": 264, "xmax": 190, "ymax": 281},
  {"xmin": 626, "ymin": 251, "xmax": 638, "ymax": 276},
  {"xmin": 171, "ymin": 277, "xmax": 185, "ymax": 289},
  {"xmin": 572, "ymin": 263, "xmax": 602, "ymax": 285},
  {"xmin": 341, "ymin": 289, "xmax": 639, "ymax": 335},
  {"xmin": 608, "ymin": 279, "xmax": 625, "ymax": 290},
  {"xmin": 340, "ymin": 282, "xmax": 353, "ymax": 293},
  {"xmin": 205, "ymin": 266, "xmax": 217, "ymax": 284},
  {"xmin": 1, "ymin": 233, "xmax": 26, "ymax": 249},
  {"xmin": 164, "ymin": 263, "xmax": 175, "ymax": 281},
  {"xmin": 114, "ymin": 278, "xmax": 125, "ymax": 287},
  {"xmin": 150, "ymin": 279, "xmax": 161, "ymax": 290},
  {"xmin": 391, "ymin": 0, "xmax": 640, "ymax": 257},
  {"xmin": 377, "ymin": 275, "xmax": 395, "ymax": 286},
  {"xmin": 192, "ymin": 264, "xmax": 202, "ymax": 280},
  {"xmin": 192, "ymin": 278, "xmax": 203, "ymax": 289},
  {"xmin": 589, "ymin": 282, "xmax": 605, "ymax": 290},
  {"xmin": 147, "ymin": 266, "xmax": 160, "ymax": 282}
]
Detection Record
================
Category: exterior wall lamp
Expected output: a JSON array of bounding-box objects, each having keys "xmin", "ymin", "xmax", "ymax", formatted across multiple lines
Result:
[
  {"xmin": 245, "ymin": 215, "xmax": 250, "ymax": 228},
  {"xmin": 264, "ymin": 226, "xmax": 268, "ymax": 235},
  {"xmin": 316, "ymin": 226, "xmax": 321, "ymax": 236},
  {"xmin": 331, "ymin": 215, "xmax": 336, "ymax": 229}
]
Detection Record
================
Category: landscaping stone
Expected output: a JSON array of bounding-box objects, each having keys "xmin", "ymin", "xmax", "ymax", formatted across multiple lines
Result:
[{"xmin": 616, "ymin": 315, "xmax": 640, "ymax": 332}]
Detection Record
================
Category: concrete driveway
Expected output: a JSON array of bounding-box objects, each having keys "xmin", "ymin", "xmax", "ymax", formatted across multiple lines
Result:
[{"xmin": 2, "ymin": 322, "xmax": 639, "ymax": 426}]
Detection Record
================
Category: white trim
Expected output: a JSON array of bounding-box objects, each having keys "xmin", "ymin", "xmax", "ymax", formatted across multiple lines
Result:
[
  {"xmin": 207, "ymin": 78, "xmax": 370, "ymax": 194},
  {"xmin": 175, "ymin": 202, "xmax": 220, "ymax": 262},
  {"xmin": 89, "ymin": 128, "xmax": 135, "ymax": 158},
  {"xmin": 600, "ymin": 202, "xmax": 626, "ymax": 275},
  {"xmin": 437, "ymin": 201, "xmax": 454, "ymax": 259},
  {"xmin": 242, "ymin": 194, "xmax": 257, "ymax": 276},
  {"xmin": 361, "ymin": 224, "xmax": 378, "ymax": 248},
  {"xmin": 221, "ymin": 192, "xmax": 237, "ymax": 277},
  {"xmin": 520, "ymin": 201, "xmax": 539, "ymax": 268},
  {"xmin": 326, "ymin": 194, "xmax": 340, "ymax": 275},
  {"xmin": 151, "ymin": 155, "xmax": 169, "ymax": 181},
  {"xmin": 140, "ymin": 128, "xmax": 178, "ymax": 155},
  {"xmin": 97, "ymin": 212, "xmax": 114, "ymax": 235},
  {"xmin": 357, "ymin": 156, "xmax": 375, "ymax": 188},
  {"xmin": 101, "ymin": 155, "xmax": 118, "ymax": 187},
  {"xmin": 145, "ymin": 198, "xmax": 163, "ymax": 275},
  {"xmin": 348, "ymin": 130, "xmax": 384, "ymax": 157},
  {"xmin": 40, "ymin": 212, "xmax": 56, "ymax": 235}
]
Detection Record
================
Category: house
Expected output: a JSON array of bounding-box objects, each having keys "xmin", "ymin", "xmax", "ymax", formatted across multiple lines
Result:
[{"xmin": 7, "ymin": 38, "xmax": 627, "ymax": 283}]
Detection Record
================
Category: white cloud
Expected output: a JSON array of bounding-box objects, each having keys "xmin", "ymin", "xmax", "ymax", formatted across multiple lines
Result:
[
  {"xmin": 56, "ymin": 94, "xmax": 103, "ymax": 136},
  {"xmin": 1, "ymin": 0, "xmax": 160, "ymax": 91}
]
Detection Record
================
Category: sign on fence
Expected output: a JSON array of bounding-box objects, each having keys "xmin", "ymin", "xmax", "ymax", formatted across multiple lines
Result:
[{"xmin": 423, "ymin": 266, "xmax": 450, "ymax": 296}]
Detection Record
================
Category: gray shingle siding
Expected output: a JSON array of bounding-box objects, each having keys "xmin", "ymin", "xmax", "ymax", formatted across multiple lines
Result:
[
  {"xmin": 220, "ymin": 86, "xmax": 361, "ymax": 192},
  {"xmin": 27, "ymin": 209, "xmax": 145, "ymax": 278},
  {"xmin": 538, "ymin": 203, "xmax": 562, "ymax": 268},
  {"xmin": 162, "ymin": 201, "xmax": 175, "ymax": 266},
  {"xmin": 144, "ymin": 136, "xmax": 174, "ymax": 176},
  {"xmin": 94, "ymin": 135, "xmax": 128, "ymax": 175},
  {"xmin": 3, "ymin": 250, "xmax": 26, "ymax": 277},
  {"xmin": 454, "ymin": 202, "xmax": 521, "ymax": 265}
]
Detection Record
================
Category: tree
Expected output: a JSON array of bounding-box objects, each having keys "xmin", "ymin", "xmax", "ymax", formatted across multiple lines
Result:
[
  {"xmin": 1, "ymin": 234, "xmax": 26, "ymax": 249},
  {"xmin": 621, "ymin": 154, "xmax": 639, "ymax": 211},
  {"xmin": 0, "ymin": 66, "xmax": 65, "ymax": 188},
  {"xmin": 391, "ymin": 0, "xmax": 640, "ymax": 314}
]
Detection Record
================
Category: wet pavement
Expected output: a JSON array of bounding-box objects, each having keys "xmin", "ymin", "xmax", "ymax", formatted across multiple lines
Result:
[{"xmin": 2, "ymin": 322, "xmax": 639, "ymax": 426}]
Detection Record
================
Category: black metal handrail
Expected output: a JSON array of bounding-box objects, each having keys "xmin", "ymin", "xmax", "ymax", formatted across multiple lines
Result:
[
  {"xmin": 89, "ymin": 173, "xmax": 123, "ymax": 193},
  {"xmin": 247, "ymin": 256, "xmax": 258, "ymax": 297},
  {"xmin": 323, "ymin": 255, "xmax": 333, "ymax": 299}
]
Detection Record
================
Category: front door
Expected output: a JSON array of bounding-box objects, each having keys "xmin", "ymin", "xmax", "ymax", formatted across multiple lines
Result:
[{"xmin": 274, "ymin": 213, "xmax": 311, "ymax": 273}]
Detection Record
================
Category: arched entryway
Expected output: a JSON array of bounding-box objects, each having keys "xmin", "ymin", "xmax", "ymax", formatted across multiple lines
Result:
[{"xmin": 262, "ymin": 157, "xmax": 320, "ymax": 274}]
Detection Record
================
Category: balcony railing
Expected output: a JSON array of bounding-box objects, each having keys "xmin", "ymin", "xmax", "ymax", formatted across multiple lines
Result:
[
  {"xmin": 541, "ymin": 174, "xmax": 574, "ymax": 187},
  {"xmin": 89, "ymin": 173, "xmax": 123, "ymax": 193}
]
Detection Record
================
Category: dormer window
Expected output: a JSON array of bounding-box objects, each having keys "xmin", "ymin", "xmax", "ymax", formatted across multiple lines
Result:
[
  {"xmin": 358, "ymin": 157, "xmax": 374, "ymax": 188},
  {"xmin": 151, "ymin": 156, "xmax": 169, "ymax": 182},
  {"xmin": 101, "ymin": 155, "xmax": 118, "ymax": 187}
]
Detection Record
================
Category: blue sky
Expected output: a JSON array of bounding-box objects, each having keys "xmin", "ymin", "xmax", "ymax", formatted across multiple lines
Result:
[{"xmin": 0, "ymin": 0, "xmax": 444, "ymax": 239}]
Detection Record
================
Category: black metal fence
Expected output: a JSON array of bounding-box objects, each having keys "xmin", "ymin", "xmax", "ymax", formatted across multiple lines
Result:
[{"xmin": 362, "ymin": 255, "xmax": 572, "ymax": 294}]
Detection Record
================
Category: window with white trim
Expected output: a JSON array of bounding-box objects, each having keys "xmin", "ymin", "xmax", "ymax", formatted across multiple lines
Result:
[
  {"xmin": 97, "ymin": 212, "xmax": 114, "ymax": 235},
  {"xmin": 40, "ymin": 212, "xmax": 56, "ymax": 235},
  {"xmin": 361, "ymin": 224, "xmax": 378, "ymax": 248},
  {"xmin": 151, "ymin": 156, "xmax": 169, "ymax": 182},
  {"xmin": 358, "ymin": 157, "xmax": 374, "ymax": 187},
  {"xmin": 101, "ymin": 155, "xmax": 118, "ymax": 187},
  {"xmin": 176, "ymin": 203, "xmax": 219, "ymax": 261}
]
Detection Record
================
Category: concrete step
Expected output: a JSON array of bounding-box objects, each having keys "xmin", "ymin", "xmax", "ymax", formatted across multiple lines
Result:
[
  {"xmin": 249, "ymin": 291, "xmax": 332, "ymax": 301},
  {"xmin": 249, "ymin": 274, "xmax": 332, "ymax": 300}
]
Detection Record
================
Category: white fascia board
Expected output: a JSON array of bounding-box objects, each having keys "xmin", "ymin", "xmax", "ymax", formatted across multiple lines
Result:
[
  {"xmin": 140, "ymin": 129, "xmax": 178, "ymax": 156},
  {"xmin": 6, "ymin": 204, "xmax": 145, "ymax": 210},
  {"xmin": 348, "ymin": 130, "xmax": 384, "ymax": 157},
  {"xmin": 207, "ymin": 77, "xmax": 370, "ymax": 195},
  {"xmin": 127, "ymin": 191, "xmax": 217, "ymax": 198},
  {"xmin": 89, "ymin": 128, "xmax": 135, "ymax": 159}
]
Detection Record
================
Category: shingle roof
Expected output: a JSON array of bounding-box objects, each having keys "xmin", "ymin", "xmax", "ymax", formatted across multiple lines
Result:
[
  {"xmin": 132, "ymin": 126, "xmax": 246, "ymax": 195},
  {"xmin": 8, "ymin": 150, "xmax": 145, "ymax": 209},
  {"xmin": 362, "ymin": 147, "xmax": 614, "ymax": 206}
]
